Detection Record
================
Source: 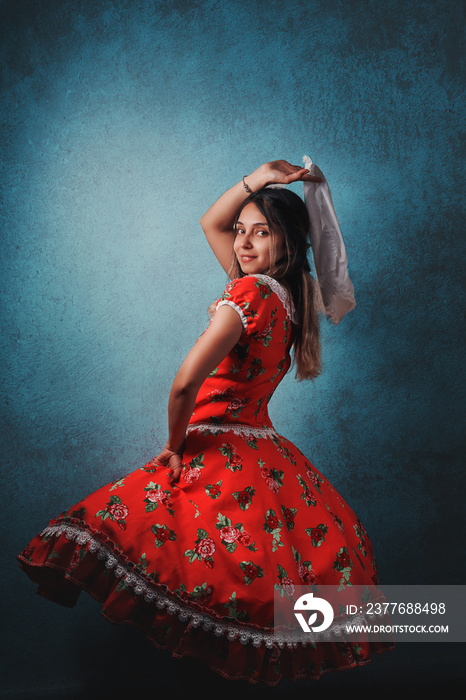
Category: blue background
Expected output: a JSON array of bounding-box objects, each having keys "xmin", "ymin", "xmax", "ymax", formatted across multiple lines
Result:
[{"xmin": 1, "ymin": 0, "xmax": 464, "ymax": 696}]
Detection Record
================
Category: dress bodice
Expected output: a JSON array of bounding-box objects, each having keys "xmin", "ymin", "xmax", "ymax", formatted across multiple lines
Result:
[{"xmin": 188, "ymin": 275, "xmax": 295, "ymax": 432}]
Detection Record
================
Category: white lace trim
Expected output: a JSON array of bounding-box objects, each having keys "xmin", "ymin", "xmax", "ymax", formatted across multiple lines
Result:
[
  {"xmin": 40, "ymin": 522, "xmax": 383, "ymax": 648},
  {"xmin": 186, "ymin": 423, "xmax": 278, "ymax": 439},
  {"xmin": 215, "ymin": 300, "xmax": 248, "ymax": 331},
  {"xmin": 250, "ymin": 274, "xmax": 297, "ymax": 324}
]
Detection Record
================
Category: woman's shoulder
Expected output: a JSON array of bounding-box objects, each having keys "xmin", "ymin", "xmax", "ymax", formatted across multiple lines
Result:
[
  {"xmin": 222, "ymin": 274, "xmax": 278, "ymax": 297},
  {"xmin": 220, "ymin": 275, "xmax": 296, "ymax": 323}
]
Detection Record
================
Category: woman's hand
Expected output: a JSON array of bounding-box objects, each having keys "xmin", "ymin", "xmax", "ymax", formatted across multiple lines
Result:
[
  {"xmin": 153, "ymin": 444, "xmax": 184, "ymax": 486},
  {"xmin": 249, "ymin": 160, "xmax": 322, "ymax": 189}
]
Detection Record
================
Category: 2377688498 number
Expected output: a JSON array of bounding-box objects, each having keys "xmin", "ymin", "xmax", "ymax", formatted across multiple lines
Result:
[{"xmin": 352, "ymin": 602, "xmax": 446, "ymax": 616}]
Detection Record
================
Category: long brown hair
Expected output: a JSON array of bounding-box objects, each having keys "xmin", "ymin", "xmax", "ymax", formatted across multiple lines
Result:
[{"xmin": 230, "ymin": 188, "xmax": 322, "ymax": 381}]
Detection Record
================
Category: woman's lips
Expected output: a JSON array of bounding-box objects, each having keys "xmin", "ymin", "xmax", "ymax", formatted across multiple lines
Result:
[{"xmin": 240, "ymin": 255, "xmax": 256, "ymax": 262}]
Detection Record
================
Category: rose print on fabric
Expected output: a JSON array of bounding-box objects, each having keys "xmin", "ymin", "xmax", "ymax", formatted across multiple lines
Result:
[
  {"xmin": 175, "ymin": 582, "xmax": 214, "ymax": 603},
  {"xmin": 184, "ymin": 529, "xmax": 216, "ymax": 568},
  {"xmin": 333, "ymin": 546, "xmax": 353, "ymax": 590},
  {"xmin": 239, "ymin": 561, "xmax": 264, "ymax": 586},
  {"xmin": 205, "ymin": 480, "xmax": 222, "ymax": 499},
  {"xmin": 280, "ymin": 505, "xmax": 297, "ymax": 531},
  {"xmin": 240, "ymin": 434, "xmax": 259, "ymax": 450},
  {"xmin": 354, "ymin": 519, "xmax": 369, "ymax": 557},
  {"xmin": 252, "ymin": 316, "xmax": 276, "ymax": 347},
  {"xmin": 247, "ymin": 358, "xmax": 265, "ymax": 381},
  {"xmin": 182, "ymin": 453, "xmax": 205, "ymax": 484},
  {"xmin": 296, "ymin": 474, "xmax": 317, "ymax": 506},
  {"xmin": 95, "ymin": 496, "xmax": 129, "ymax": 530},
  {"xmin": 216, "ymin": 513, "xmax": 257, "ymax": 553},
  {"xmin": 253, "ymin": 278, "xmax": 272, "ymax": 298},
  {"xmin": 355, "ymin": 518, "xmax": 368, "ymax": 539},
  {"xmin": 328, "ymin": 508, "xmax": 345, "ymax": 534},
  {"xmin": 271, "ymin": 435, "xmax": 296, "ymax": 465},
  {"xmin": 232, "ymin": 486, "xmax": 255, "ymax": 510},
  {"xmin": 207, "ymin": 387, "xmax": 234, "ymax": 403},
  {"xmin": 227, "ymin": 396, "xmax": 251, "ymax": 418},
  {"xmin": 305, "ymin": 523, "xmax": 328, "ymax": 548},
  {"xmin": 274, "ymin": 564, "xmax": 296, "ymax": 600},
  {"xmin": 224, "ymin": 591, "xmax": 250, "ymax": 622},
  {"xmin": 152, "ymin": 524, "xmax": 177, "ymax": 548},
  {"xmin": 208, "ymin": 387, "xmax": 252, "ymax": 417},
  {"xmin": 306, "ymin": 463, "xmax": 324, "ymax": 493},
  {"xmin": 293, "ymin": 548, "xmax": 319, "ymax": 586},
  {"xmin": 143, "ymin": 482, "xmax": 175, "ymax": 516},
  {"xmin": 219, "ymin": 443, "xmax": 243, "ymax": 472},
  {"xmin": 258, "ymin": 459, "xmax": 284, "ymax": 492},
  {"xmin": 263, "ymin": 509, "xmax": 284, "ymax": 552}
]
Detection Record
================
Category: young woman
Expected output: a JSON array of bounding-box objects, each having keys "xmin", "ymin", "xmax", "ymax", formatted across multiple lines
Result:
[{"xmin": 17, "ymin": 160, "xmax": 393, "ymax": 685}]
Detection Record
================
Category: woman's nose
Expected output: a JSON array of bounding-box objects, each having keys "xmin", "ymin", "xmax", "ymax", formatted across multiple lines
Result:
[{"xmin": 241, "ymin": 233, "xmax": 253, "ymax": 247}]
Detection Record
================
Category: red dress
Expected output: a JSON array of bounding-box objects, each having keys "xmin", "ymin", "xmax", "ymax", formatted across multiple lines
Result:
[{"xmin": 17, "ymin": 274, "xmax": 393, "ymax": 684}]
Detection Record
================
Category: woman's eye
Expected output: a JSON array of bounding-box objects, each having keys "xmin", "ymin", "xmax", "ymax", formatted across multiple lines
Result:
[
  {"xmin": 236, "ymin": 227, "xmax": 245, "ymax": 235},
  {"xmin": 256, "ymin": 230, "xmax": 268, "ymax": 237}
]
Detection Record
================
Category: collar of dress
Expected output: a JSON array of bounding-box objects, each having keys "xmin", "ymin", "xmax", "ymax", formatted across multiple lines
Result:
[{"xmin": 247, "ymin": 274, "xmax": 297, "ymax": 324}]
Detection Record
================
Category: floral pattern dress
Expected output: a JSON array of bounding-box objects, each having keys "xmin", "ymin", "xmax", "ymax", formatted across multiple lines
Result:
[{"xmin": 17, "ymin": 274, "xmax": 393, "ymax": 685}]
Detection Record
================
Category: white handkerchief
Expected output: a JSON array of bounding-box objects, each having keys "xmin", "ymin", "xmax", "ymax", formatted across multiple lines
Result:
[{"xmin": 303, "ymin": 155, "xmax": 356, "ymax": 324}]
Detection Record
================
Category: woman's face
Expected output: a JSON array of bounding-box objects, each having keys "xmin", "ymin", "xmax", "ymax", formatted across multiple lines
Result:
[{"xmin": 234, "ymin": 202, "xmax": 285, "ymax": 275}]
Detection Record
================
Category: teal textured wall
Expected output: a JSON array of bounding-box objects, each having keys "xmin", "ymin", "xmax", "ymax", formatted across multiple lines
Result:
[{"xmin": 2, "ymin": 0, "xmax": 464, "ymax": 695}]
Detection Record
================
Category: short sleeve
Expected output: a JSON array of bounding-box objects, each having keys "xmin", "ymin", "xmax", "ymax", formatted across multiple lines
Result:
[{"xmin": 216, "ymin": 276, "xmax": 277, "ymax": 337}]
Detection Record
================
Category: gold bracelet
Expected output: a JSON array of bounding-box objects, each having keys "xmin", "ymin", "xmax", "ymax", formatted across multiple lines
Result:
[{"xmin": 242, "ymin": 176, "xmax": 253, "ymax": 193}]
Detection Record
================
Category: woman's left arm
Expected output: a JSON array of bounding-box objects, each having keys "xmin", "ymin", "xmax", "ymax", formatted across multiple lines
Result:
[{"xmin": 154, "ymin": 304, "xmax": 243, "ymax": 484}]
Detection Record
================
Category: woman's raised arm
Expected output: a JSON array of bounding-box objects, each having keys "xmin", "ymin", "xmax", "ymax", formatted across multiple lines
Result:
[
  {"xmin": 200, "ymin": 161, "xmax": 320, "ymax": 275},
  {"xmin": 153, "ymin": 304, "xmax": 244, "ymax": 484}
]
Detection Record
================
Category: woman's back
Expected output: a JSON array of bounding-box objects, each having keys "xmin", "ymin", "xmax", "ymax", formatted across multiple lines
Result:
[{"xmin": 189, "ymin": 274, "xmax": 294, "ymax": 432}]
